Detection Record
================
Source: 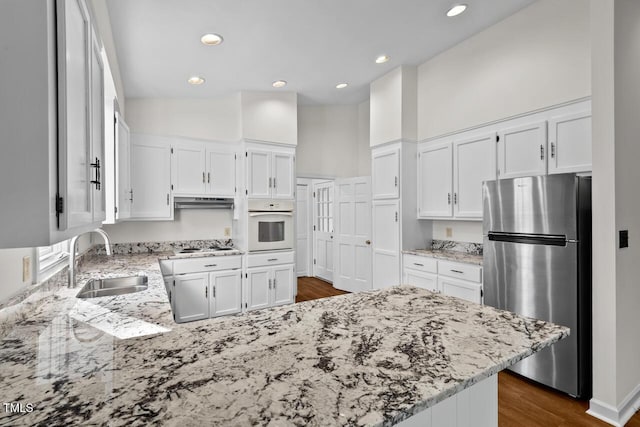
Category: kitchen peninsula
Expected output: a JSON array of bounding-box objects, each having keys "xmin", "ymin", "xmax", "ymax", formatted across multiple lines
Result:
[{"xmin": 0, "ymin": 250, "xmax": 567, "ymax": 426}]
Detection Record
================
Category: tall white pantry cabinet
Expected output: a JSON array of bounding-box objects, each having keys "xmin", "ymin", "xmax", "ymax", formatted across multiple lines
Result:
[
  {"xmin": 0, "ymin": 0, "xmax": 107, "ymax": 248},
  {"xmin": 371, "ymin": 142, "xmax": 430, "ymax": 289}
]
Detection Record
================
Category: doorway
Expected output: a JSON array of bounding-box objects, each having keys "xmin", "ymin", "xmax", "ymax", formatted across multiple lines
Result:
[
  {"xmin": 312, "ymin": 180, "xmax": 334, "ymax": 282},
  {"xmin": 295, "ymin": 180, "xmax": 312, "ymax": 277}
]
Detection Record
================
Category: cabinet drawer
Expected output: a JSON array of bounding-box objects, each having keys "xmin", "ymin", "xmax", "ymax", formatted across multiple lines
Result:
[
  {"xmin": 403, "ymin": 254, "xmax": 437, "ymax": 274},
  {"xmin": 438, "ymin": 260, "xmax": 482, "ymax": 283},
  {"xmin": 247, "ymin": 251, "xmax": 295, "ymax": 268},
  {"xmin": 173, "ymin": 256, "xmax": 241, "ymax": 274}
]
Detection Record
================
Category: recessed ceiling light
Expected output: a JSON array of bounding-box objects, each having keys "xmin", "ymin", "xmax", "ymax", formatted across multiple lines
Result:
[
  {"xmin": 188, "ymin": 76, "xmax": 205, "ymax": 85},
  {"xmin": 375, "ymin": 55, "xmax": 390, "ymax": 64},
  {"xmin": 200, "ymin": 33, "xmax": 224, "ymax": 46},
  {"xmin": 272, "ymin": 80, "xmax": 287, "ymax": 88},
  {"xmin": 336, "ymin": 83, "xmax": 348, "ymax": 89},
  {"xmin": 446, "ymin": 4, "xmax": 467, "ymax": 17}
]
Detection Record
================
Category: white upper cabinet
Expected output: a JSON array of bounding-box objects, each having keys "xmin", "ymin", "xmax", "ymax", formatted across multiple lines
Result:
[
  {"xmin": 89, "ymin": 29, "xmax": 105, "ymax": 224},
  {"xmin": 372, "ymin": 147, "xmax": 400, "ymax": 199},
  {"xmin": 417, "ymin": 142, "xmax": 452, "ymax": 218},
  {"xmin": 130, "ymin": 134, "xmax": 173, "ymax": 220},
  {"xmin": 497, "ymin": 121, "xmax": 547, "ymax": 179},
  {"xmin": 171, "ymin": 141, "xmax": 206, "ymax": 195},
  {"xmin": 548, "ymin": 111, "xmax": 592, "ymax": 175},
  {"xmin": 246, "ymin": 146, "xmax": 295, "ymax": 199},
  {"xmin": 207, "ymin": 148, "xmax": 236, "ymax": 197},
  {"xmin": 453, "ymin": 133, "xmax": 497, "ymax": 218}
]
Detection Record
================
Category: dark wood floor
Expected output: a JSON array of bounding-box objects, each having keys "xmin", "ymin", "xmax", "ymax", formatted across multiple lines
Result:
[
  {"xmin": 295, "ymin": 276, "xmax": 348, "ymax": 303},
  {"xmin": 296, "ymin": 276, "xmax": 640, "ymax": 426}
]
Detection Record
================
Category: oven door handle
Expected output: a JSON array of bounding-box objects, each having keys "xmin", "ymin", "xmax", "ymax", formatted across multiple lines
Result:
[{"xmin": 249, "ymin": 212, "xmax": 294, "ymax": 217}]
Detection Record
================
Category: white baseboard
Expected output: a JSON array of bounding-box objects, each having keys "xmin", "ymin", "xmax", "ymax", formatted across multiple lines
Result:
[{"xmin": 588, "ymin": 382, "xmax": 640, "ymax": 426}]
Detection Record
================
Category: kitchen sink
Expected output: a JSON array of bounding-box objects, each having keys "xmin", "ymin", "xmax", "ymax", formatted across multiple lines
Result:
[{"xmin": 76, "ymin": 275, "xmax": 148, "ymax": 299}]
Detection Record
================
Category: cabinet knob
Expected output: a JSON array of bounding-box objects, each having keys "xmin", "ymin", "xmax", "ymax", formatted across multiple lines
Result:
[{"xmin": 365, "ymin": 240, "xmax": 371, "ymax": 245}]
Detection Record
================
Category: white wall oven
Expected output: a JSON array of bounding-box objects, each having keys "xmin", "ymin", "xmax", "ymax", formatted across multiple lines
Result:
[{"xmin": 248, "ymin": 200, "xmax": 294, "ymax": 252}]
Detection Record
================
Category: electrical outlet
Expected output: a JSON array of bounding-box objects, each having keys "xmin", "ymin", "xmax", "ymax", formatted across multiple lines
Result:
[
  {"xmin": 445, "ymin": 227, "xmax": 453, "ymax": 238},
  {"xmin": 224, "ymin": 227, "xmax": 231, "ymax": 237},
  {"xmin": 22, "ymin": 256, "xmax": 31, "ymax": 282}
]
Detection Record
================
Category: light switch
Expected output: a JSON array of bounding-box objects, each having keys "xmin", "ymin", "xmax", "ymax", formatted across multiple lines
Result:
[
  {"xmin": 446, "ymin": 227, "xmax": 453, "ymax": 238},
  {"xmin": 22, "ymin": 256, "xmax": 31, "ymax": 282},
  {"xmin": 224, "ymin": 227, "xmax": 231, "ymax": 237}
]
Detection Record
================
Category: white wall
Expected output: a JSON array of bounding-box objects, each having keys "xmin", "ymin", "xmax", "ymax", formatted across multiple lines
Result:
[
  {"xmin": 297, "ymin": 105, "xmax": 360, "ymax": 178},
  {"xmin": 431, "ymin": 221, "xmax": 483, "ymax": 244},
  {"xmin": 370, "ymin": 66, "xmax": 417, "ymax": 146},
  {"xmin": 357, "ymin": 100, "xmax": 371, "ymax": 176},
  {"xmin": 0, "ymin": 248, "xmax": 37, "ymax": 304},
  {"xmin": 241, "ymin": 91, "xmax": 297, "ymax": 145},
  {"xmin": 417, "ymin": 0, "xmax": 591, "ymax": 140}
]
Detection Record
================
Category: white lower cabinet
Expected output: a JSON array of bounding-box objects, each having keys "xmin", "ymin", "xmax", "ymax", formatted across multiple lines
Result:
[
  {"xmin": 372, "ymin": 199, "xmax": 400, "ymax": 289},
  {"xmin": 174, "ymin": 273, "xmax": 209, "ymax": 323},
  {"xmin": 245, "ymin": 251, "xmax": 295, "ymax": 311},
  {"xmin": 210, "ymin": 270, "xmax": 242, "ymax": 317},
  {"xmin": 403, "ymin": 255, "xmax": 483, "ymax": 304}
]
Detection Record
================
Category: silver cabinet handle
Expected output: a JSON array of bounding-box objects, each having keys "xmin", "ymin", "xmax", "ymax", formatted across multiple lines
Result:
[
  {"xmin": 213, "ymin": 286, "xmax": 216, "ymax": 298},
  {"xmin": 267, "ymin": 258, "xmax": 278, "ymax": 262},
  {"xmin": 540, "ymin": 144, "xmax": 544, "ymax": 160},
  {"xmin": 204, "ymin": 264, "xmax": 217, "ymax": 267},
  {"xmin": 273, "ymin": 177, "xmax": 277, "ymax": 188},
  {"xmin": 207, "ymin": 172, "xmax": 210, "ymax": 183},
  {"xmin": 273, "ymin": 277, "xmax": 277, "ymax": 288},
  {"xmin": 448, "ymin": 193, "xmax": 451, "ymax": 205},
  {"xmin": 268, "ymin": 177, "xmax": 272, "ymax": 188},
  {"xmin": 450, "ymin": 269, "xmax": 464, "ymax": 274},
  {"xmin": 205, "ymin": 286, "xmax": 208, "ymax": 298},
  {"xmin": 129, "ymin": 189, "xmax": 134, "ymax": 203},
  {"xmin": 394, "ymin": 176, "xmax": 398, "ymax": 187},
  {"xmin": 166, "ymin": 194, "xmax": 169, "ymax": 205},
  {"xmin": 203, "ymin": 172, "xmax": 205, "ymax": 183},
  {"xmin": 268, "ymin": 278, "xmax": 272, "ymax": 289},
  {"xmin": 413, "ymin": 263, "xmax": 424, "ymax": 267},
  {"xmin": 454, "ymin": 193, "xmax": 457, "ymax": 204},
  {"xmin": 551, "ymin": 142, "xmax": 555, "ymax": 158},
  {"xmin": 395, "ymin": 212, "xmax": 398, "ymax": 222}
]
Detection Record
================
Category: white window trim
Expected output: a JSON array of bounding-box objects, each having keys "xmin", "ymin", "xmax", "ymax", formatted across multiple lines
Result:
[{"xmin": 37, "ymin": 240, "xmax": 70, "ymax": 282}]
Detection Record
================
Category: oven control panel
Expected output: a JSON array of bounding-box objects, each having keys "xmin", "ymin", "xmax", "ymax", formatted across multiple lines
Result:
[{"xmin": 248, "ymin": 199, "xmax": 294, "ymax": 212}]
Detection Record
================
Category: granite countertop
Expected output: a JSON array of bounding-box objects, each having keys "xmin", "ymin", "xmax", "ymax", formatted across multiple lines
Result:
[
  {"xmin": 403, "ymin": 249, "xmax": 484, "ymax": 266},
  {"xmin": 0, "ymin": 253, "xmax": 567, "ymax": 426},
  {"xmin": 161, "ymin": 249, "xmax": 244, "ymax": 260}
]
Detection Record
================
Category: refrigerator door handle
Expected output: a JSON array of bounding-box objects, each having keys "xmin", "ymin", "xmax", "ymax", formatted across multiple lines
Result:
[{"xmin": 487, "ymin": 231, "xmax": 567, "ymax": 246}]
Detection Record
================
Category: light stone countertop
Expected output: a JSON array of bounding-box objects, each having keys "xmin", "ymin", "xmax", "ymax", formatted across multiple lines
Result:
[
  {"xmin": 403, "ymin": 249, "xmax": 484, "ymax": 266},
  {"xmin": 0, "ymin": 252, "xmax": 566, "ymax": 426}
]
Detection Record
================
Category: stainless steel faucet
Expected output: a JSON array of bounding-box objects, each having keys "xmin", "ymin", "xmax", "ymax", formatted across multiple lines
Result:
[{"xmin": 69, "ymin": 228, "xmax": 112, "ymax": 288}]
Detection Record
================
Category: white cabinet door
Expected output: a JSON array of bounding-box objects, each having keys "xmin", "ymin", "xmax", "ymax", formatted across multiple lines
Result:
[
  {"xmin": 372, "ymin": 200, "xmax": 400, "ymax": 289},
  {"xmin": 418, "ymin": 142, "xmax": 453, "ymax": 218},
  {"xmin": 404, "ymin": 269, "xmax": 438, "ymax": 292},
  {"xmin": 372, "ymin": 148, "xmax": 400, "ymax": 199},
  {"xmin": 174, "ymin": 273, "xmax": 209, "ymax": 323},
  {"xmin": 498, "ymin": 121, "xmax": 547, "ymax": 179},
  {"xmin": 207, "ymin": 148, "xmax": 236, "ymax": 197},
  {"xmin": 438, "ymin": 276, "xmax": 482, "ymax": 304},
  {"xmin": 210, "ymin": 270, "xmax": 242, "ymax": 317},
  {"xmin": 130, "ymin": 135, "xmax": 173, "ymax": 220},
  {"xmin": 548, "ymin": 112, "xmax": 592, "ymax": 174},
  {"xmin": 247, "ymin": 268, "xmax": 271, "ymax": 311},
  {"xmin": 89, "ymin": 30, "xmax": 105, "ymax": 223},
  {"xmin": 454, "ymin": 133, "xmax": 497, "ymax": 218},
  {"xmin": 58, "ymin": 0, "xmax": 92, "ymax": 230},
  {"xmin": 272, "ymin": 152, "xmax": 295, "ymax": 199},
  {"xmin": 115, "ymin": 112, "xmax": 131, "ymax": 221},
  {"xmin": 272, "ymin": 265, "xmax": 295, "ymax": 307},
  {"xmin": 172, "ymin": 141, "xmax": 205, "ymax": 195},
  {"xmin": 247, "ymin": 150, "xmax": 272, "ymax": 198}
]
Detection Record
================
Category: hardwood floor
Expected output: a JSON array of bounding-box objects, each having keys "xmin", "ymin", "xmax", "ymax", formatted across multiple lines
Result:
[
  {"xmin": 499, "ymin": 371, "xmax": 640, "ymax": 427},
  {"xmin": 295, "ymin": 276, "xmax": 348, "ymax": 303},
  {"xmin": 295, "ymin": 278, "xmax": 640, "ymax": 427}
]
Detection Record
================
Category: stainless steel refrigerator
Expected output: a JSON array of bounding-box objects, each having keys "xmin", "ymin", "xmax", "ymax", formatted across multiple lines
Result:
[{"xmin": 483, "ymin": 173, "xmax": 591, "ymax": 399}]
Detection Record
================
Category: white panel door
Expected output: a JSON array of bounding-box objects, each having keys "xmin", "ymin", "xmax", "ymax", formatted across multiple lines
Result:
[
  {"xmin": 59, "ymin": 0, "xmax": 92, "ymax": 230},
  {"xmin": 372, "ymin": 199, "xmax": 400, "ymax": 289},
  {"xmin": 313, "ymin": 181, "xmax": 334, "ymax": 282},
  {"xmin": 296, "ymin": 183, "xmax": 310, "ymax": 277},
  {"xmin": 404, "ymin": 270, "xmax": 438, "ymax": 292},
  {"xmin": 548, "ymin": 112, "xmax": 592, "ymax": 174},
  {"xmin": 247, "ymin": 268, "xmax": 270, "ymax": 311},
  {"xmin": 172, "ymin": 141, "xmax": 205, "ymax": 195},
  {"xmin": 210, "ymin": 270, "xmax": 242, "ymax": 317},
  {"xmin": 130, "ymin": 135, "xmax": 172, "ymax": 220},
  {"xmin": 498, "ymin": 121, "xmax": 547, "ymax": 179},
  {"xmin": 247, "ymin": 150, "xmax": 272, "ymax": 198},
  {"xmin": 115, "ymin": 112, "xmax": 131, "ymax": 221},
  {"xmin": 334, "ymin": 177, "xmax": 372, "ymax": 293},
  {"xmin": 272, "ymin": 265, "xmax": 295, "ymax": 307},
  {"xmin": 207, "ymin": 148, "xmax": 236, "ymax": 197},
  {"xmin": 453, "ymin": 133, "xmax": 497, "ymax": 218},
  {"xmin": 418, "ymin": 142, "xmax": 453, "ymax": 218},
  {"xmin": 89, "ymin": 31, "xmax": 105, "ymax": 223},
  {"xmin": 272, "ymin": 152, "xmax": 295, "ymax": 199},
  {"xmin": 174, "ymin": 273, "xmax": 209, "ymax": 323},
  {"xmin": 372, "ymin": 148, "xmax": 400, "ymax": 199},
  {"xmin": 438, "ymin": 277, "xmax": 482, "ymax": 304}
]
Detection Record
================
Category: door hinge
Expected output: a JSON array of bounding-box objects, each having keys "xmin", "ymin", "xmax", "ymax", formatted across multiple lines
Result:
[
  {"xmin": 496, "ymin": 135, "xmax": 500, "ymax": 142},
  {"xmin": 481, "ymin": 289, "xmax": 484, "ymax": 298},
  {"xmin": 313, "ymin": 225, "xmax": 316, "ymax": 231},
  {"xmin": 173, "ymin": 280, "xmax": 175, "ymax": 286},
  {"xmin": 245, "ymin": 152, "xmax": 248, "ymax": 157},
  {"xmin": 245, "ymin": 273, "xmax": 248, "ymax": 279},
  {"xmin": 245, "ymin": 302, "xmax": 247, "ymax": 308},
  {"xmin": 313, "ymin": 192, "xmax": 316, "ymax": 198},
  {"xmin": 314, "ymin": 259, "xmax": 316, "ymax": 265},
  {"xmin": 171, "ymin": 147, "xmax": 174, "ymax": 154},
  {"xmin": 171, "ymin": 184, "xmax": 174, "ymax": 190},
  {"xmin": 235, "ymin": 154, "xmax": 237, "ymax": 160},
  {"xmin": 114, "ymin": 206, "xmax": 118, "ymax": 214},
  {"xmin": 55, "ymin": 194, "xmax": 64, "ymax": 216},
  {"xmin": 245, "ymin": 189, "xmax": 248, "ymax": 195}
]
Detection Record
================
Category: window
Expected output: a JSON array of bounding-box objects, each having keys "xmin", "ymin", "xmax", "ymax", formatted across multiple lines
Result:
[{"xmin": 37, "ymin": 240, "xmax": 69, "ymax": 281}]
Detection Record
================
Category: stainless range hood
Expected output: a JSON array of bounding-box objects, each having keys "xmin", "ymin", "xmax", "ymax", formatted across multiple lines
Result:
[{"xmin": 174, "ymin": 197, "xmax": 234, "ymax": 209}]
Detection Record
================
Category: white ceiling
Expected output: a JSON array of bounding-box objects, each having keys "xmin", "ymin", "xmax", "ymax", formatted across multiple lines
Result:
[{"xmin": 107, "ymin": 0, "xmax": 536, "ymax": 105}]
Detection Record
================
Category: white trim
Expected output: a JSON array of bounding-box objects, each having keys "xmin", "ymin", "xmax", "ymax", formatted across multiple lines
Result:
[
  {"xmin": 243, "ymin": 138, "xmax": 297, "ymax": 148},
  {"xmin": 588, "ymin": 383, "xmax": 640, "ymax": 427},
  {"xmin": 370, "ymin": 138, "xmax": 417, "ymax": 149}
]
